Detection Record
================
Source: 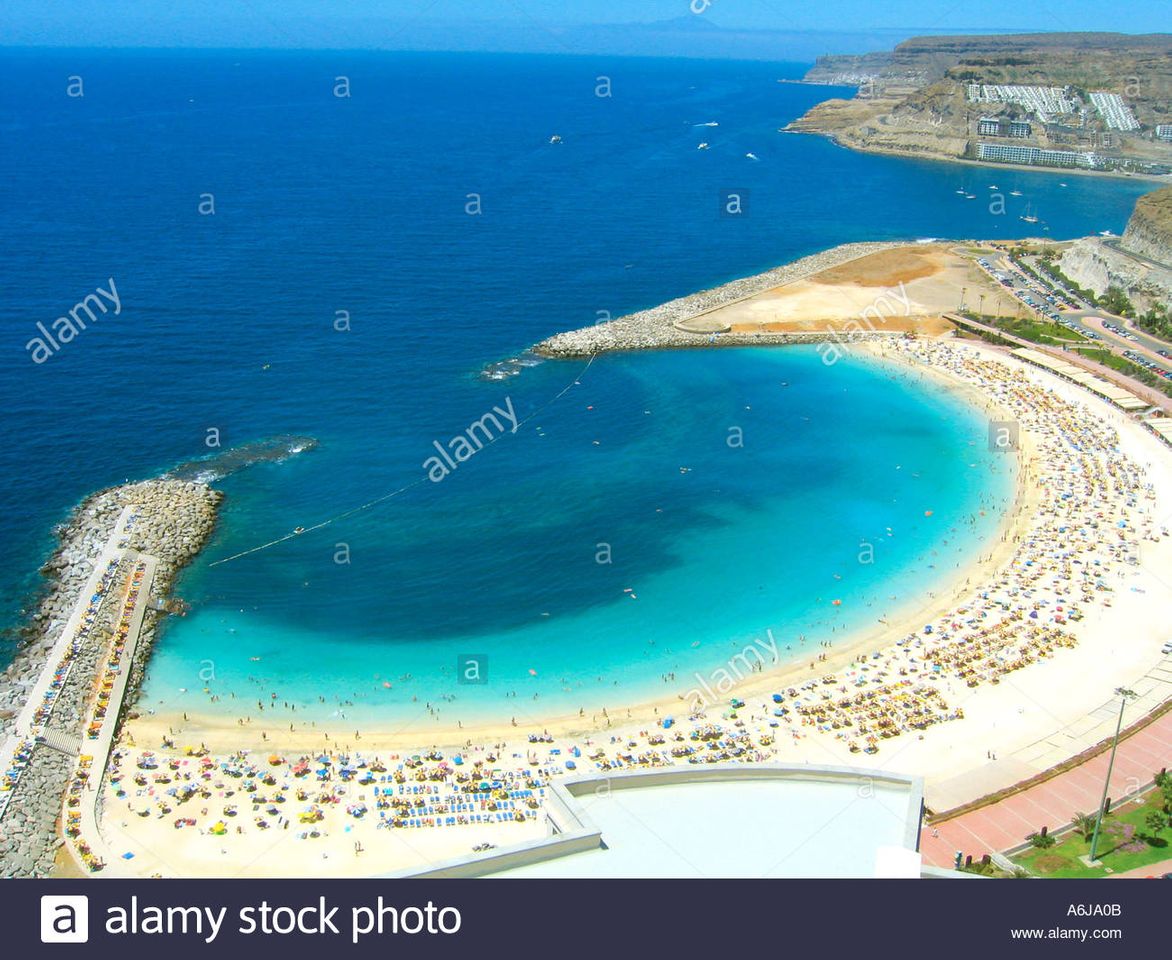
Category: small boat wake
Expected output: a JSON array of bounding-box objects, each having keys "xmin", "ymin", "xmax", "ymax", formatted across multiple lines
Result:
[{"xmin": 165, "ymin": 435, "xmax": 319, "ymax": 483}]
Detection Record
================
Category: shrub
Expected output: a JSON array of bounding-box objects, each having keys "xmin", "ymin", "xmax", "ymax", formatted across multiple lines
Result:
[{"xmin": 1072, "ymin": 812, "xmax": 1096, "ymax": 841}]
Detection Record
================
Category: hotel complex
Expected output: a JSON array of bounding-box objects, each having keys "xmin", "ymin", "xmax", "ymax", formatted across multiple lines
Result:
[{"xmin": 975, "ymin": 142, "xmax": 1101, "ymax": 168}]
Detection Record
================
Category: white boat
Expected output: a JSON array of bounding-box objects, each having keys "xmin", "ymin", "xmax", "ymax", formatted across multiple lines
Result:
[
  {"xmin": 1010, "ymin": 189, "xmax": 1023, "ymax": 197},
  {"xmin": 955, "ymin": 188, "xmax": 967, "ymax": 195},
  {"xmin": 745, "ymin": 152, "xmax": 759, "ymax": 160},
  {"xmin": 964, "ymin": 193, "xmax": 976, "ymax": 199},
  {"xmin": 697, "ymin": 142, "xmax": 709, "ymax": 150},
  {"xmin": 548, "ymin": 134, "xmax": 562, "ymax": 144},
  {"xmin": 1020, "ymin": 203, "xmax": 1039, "ymax": 224}
]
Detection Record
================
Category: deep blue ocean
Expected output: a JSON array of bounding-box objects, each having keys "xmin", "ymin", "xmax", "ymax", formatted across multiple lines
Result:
[{"xmin": 0, "ymin": 49, "xmax": 1152, "ymax": 725}]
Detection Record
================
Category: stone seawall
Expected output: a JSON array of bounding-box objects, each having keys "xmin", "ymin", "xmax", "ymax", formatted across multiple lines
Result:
[
  {"xmin": 535, "ymin": 241, "xmax": 905, "ymax": 357},
  {"xmin": 0, "ymin": 479, "xmax": 221, "ymax": 877}
]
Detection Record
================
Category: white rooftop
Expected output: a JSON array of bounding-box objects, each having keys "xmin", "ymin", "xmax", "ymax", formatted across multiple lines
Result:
[{"xmin": 394, "ymin": 764, "xmax": 924, "ymax": 880}]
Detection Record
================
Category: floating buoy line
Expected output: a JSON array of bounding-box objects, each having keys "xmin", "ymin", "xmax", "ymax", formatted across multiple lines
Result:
[{"xmin": 210, "ymin": 353, "xmax": 598, "ymax": 567}]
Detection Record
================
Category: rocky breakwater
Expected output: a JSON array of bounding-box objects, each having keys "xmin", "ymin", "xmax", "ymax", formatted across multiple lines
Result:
[
  {"xmin": 535, "ymin": 242, "xmax": 902, "ymax": 358},
  {"xmin": 0, "ymin": 478, "xmax": 221, "ymax": 877}
]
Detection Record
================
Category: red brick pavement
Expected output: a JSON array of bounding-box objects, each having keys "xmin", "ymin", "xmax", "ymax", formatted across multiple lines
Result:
[{"xmin": 921, "ymin": 709, "xmax": 1172, "ymax": 868}]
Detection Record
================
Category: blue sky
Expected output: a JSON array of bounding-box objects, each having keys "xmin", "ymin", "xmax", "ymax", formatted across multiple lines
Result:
[{"xmin": 1, "ymin": 0, "xmax": 1167, "ymax": 54}]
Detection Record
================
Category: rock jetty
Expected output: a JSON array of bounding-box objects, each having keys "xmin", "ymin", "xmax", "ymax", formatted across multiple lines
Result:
[
  {"xmin": 0, "ymin": 479, "xmax": 221, "ymax": 877},
  {"xmin": 535, "ymin": 242, "xmax": 902, "ymax": 357}
]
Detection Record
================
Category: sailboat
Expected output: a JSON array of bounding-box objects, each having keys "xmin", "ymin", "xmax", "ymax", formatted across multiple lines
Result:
[
  {"xmin": 1020, "ymin": 203, "xmax": 1039, "ymax": 224},
  {"xmin": 1009, "ymin": 189, "xmax": 1023, "ymax": 197}
]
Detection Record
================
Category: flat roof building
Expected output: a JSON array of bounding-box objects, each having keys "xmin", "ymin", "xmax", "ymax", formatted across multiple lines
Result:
[
  {"xmin": 391, "ymin": 764, "xmax": 931, "ymax": 879},
  {"xmin": 976, "ymin": 142, "xmax": 1099, "ymax": 169}
]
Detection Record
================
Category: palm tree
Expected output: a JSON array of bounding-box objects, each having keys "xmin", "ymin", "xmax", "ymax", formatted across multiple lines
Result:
[{"xmin": 1072, "ymin": 812, "xmax": 1096, "ymax": 841}]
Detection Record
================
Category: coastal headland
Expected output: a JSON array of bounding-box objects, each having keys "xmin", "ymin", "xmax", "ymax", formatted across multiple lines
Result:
[
  {"xmin": 785, "ymin": 32, "xmax": 1172, "ymax": 180},
  {"xmin": 3, "ymin": 239, "xmax": 1171, "ymax": 880}
]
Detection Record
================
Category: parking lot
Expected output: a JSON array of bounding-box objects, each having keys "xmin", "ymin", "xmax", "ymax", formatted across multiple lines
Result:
[{"xmin": 973, "ymin": 252, "xmax": 1172, "ymax": 381}]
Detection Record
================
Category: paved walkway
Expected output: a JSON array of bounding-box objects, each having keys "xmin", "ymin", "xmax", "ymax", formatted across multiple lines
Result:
[
  {"xmin": 63, "ymin": 553, "xmax": 156, "ymax": 876},
  {"xmin": 921, "ymin": 703, "xmax": 1172, "ymax": 868},
  {"xmin": 1106, "ymin": 858, "xmax": 1172, "ymax": 881},
  {"xmin": 926, "ymin": 654, "xmax": 1172, "ymax": 811},
  {"xmin": 1109, "ymin": 856, "xmax": 1172, "ymax": 879}
]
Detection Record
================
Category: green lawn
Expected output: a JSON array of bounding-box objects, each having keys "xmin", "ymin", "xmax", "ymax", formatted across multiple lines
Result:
[
  {"xmin": 1012, "ymin": 793, "xmax": 1172, "ymax": 878},
  {"xmin": 980, "ymin": 314, "xmax": 1087, "ymax": 346},
  {"xmin": 1075, "ymin": 347, "xmax": 1134, "ymax": 372}
]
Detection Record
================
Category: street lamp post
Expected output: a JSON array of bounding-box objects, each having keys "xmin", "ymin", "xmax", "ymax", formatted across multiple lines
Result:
[{"xmin": 1088, "ymin": 687, "xmax": 1138, "ymax": 863}]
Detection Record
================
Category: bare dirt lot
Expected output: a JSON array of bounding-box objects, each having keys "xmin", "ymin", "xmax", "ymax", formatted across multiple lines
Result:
[{"xmin": 705, "ymin": 244, "xmax": 1027, "ymax": 334}]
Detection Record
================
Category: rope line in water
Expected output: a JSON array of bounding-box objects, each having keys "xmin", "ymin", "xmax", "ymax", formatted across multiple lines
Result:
[{"xmin": 209, "ymin": 353, "xmax": 597, "ymax": 567}]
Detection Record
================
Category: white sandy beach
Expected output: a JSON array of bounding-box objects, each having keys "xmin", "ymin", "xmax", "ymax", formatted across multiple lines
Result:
[{"xmin": 91, "ymin": 337, "xmax": 1172, "ymax": 878}]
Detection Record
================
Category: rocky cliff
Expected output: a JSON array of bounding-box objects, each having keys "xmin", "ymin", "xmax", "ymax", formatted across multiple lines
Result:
[
  {"xmin": 1059, "ymin": 187, "xmax": 1172, "ymax": 310},
  {"xmin": 1121, "ymin": 187, "xmax": 1172, "ymax": 267}
]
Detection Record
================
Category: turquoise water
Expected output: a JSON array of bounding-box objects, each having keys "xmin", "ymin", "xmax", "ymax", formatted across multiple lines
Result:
[
  {"xmin": 0, "ymin": 49, "xmax": 1142, "ymax": 723},
  {"xmin": 140, "ymin": 346, "xmax": 1011, "ymax": 725}
]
